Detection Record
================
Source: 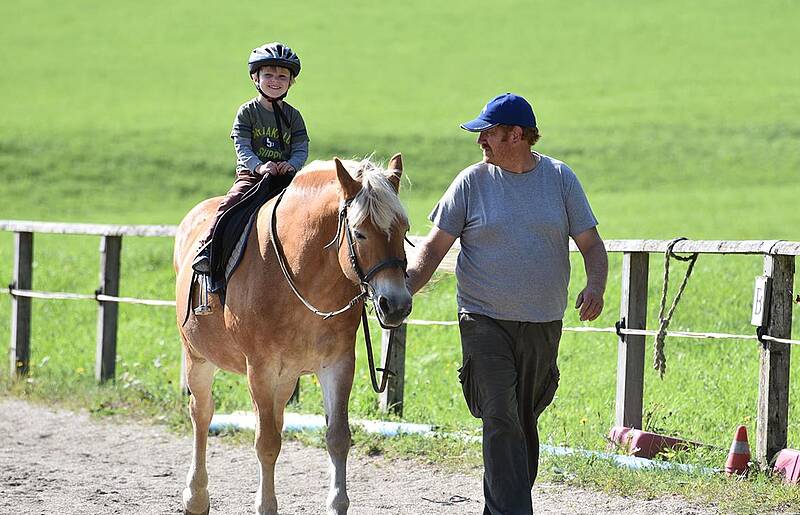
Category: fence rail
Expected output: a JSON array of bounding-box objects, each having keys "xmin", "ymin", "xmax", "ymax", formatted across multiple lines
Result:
[{"xmin": 1, "ymin": 219, "xmax": 797, "ymax": 467}]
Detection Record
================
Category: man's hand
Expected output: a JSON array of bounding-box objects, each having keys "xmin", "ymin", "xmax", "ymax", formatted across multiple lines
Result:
[
  {"xmin": 276, "ymin": 161, "xmax": 295, "ymax": 175},
  {"xmin": 575, "ymin": 286, "xmax": 604, "ymax": 321}
]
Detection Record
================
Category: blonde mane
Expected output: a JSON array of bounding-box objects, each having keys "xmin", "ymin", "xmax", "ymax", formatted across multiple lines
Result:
[{"xmin": 302, "ymin": 157, "xmax": 408, "ymax": 235}]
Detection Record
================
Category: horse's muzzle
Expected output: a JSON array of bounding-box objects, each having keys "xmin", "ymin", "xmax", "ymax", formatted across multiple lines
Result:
[{"xmin": 374, "ymin": 290, "xmax": 412, "ymax": 328}]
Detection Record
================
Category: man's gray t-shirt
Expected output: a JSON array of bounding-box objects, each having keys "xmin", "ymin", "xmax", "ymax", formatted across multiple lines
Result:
[{"xmin": 429, "ymin": 154, "xmax": 598, "ymax": 322}]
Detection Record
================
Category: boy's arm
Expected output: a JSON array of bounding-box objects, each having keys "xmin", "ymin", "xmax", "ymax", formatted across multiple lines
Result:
[
  {"xmin": 232, "ymin": 135, "xmax": 263, "ymax": 173},
  {"xmin": 286, "ymin": 140, "xmax": 309, "ymax": 171}
]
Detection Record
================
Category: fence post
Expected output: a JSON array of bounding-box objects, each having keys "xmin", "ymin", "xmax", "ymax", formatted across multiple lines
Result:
[
  {"xmin": 756, "ymin": 254, "xmax": 794, "ymax": 467},
  {"xmin": 379, "ymin": 323, "xmax": 407, "ymax": 416},
  {"xmin": 96, "ymin": 235, "xmax": 122, "ymax": 383},
  {"xmin": 615, "ymin": 252, "xmax": 649, "ymax": 428},
  {"xmin": 9, "ymin": 232, "xmax": 33, "ymax": 377}
]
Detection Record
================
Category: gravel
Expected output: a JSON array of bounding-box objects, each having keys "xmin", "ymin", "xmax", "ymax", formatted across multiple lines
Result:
[{"xmin": 0, "ymin": 398, "xmax": 715, "ymax": 514}]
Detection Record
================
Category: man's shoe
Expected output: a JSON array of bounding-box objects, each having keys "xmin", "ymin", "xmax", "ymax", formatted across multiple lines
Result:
[{"xmin": 192, "ymin": 244, "xmax": 211, "ymax": 274}]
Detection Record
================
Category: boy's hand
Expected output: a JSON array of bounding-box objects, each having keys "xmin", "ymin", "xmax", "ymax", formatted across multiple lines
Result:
[
  {"xmin": 257, "ymin": 162, "xmax": 279, "ymax": 176},
  {"xmin": 276, "ymin": 161, "xmax": 295, "ymax": 175}
]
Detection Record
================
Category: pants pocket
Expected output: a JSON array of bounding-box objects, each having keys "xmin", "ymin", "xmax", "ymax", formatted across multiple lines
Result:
[
  {"xmin": 533, "ymin": 365, "xmax": 560, "ymax": 417},
  {"xmin": 458, "ymin": 356, "xmax": 482, "ymax": 419}
]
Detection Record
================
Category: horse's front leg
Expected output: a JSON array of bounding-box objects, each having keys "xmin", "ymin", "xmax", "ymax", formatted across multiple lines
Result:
[
  {"xmin": 182, "ymin": 350, "xmax": 217, "ymax": 515},
  {"xmin": 317, "ymin": 354, "xmax": 355, "ymax": 515},
  {"xmin": 247, "ymin": 363, "xmax": 296, "ymax": 515}
]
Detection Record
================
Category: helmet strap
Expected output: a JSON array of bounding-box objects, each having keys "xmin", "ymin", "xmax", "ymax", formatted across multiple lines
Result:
[{"xmin": 256, "ymin": 85, "xmax": 290, "ymax": 155}]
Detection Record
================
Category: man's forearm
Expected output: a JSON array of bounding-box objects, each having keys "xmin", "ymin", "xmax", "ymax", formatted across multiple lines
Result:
[
  {"xmin": 406, "ymin": 227, "xmax": 457, "ymax": 294},
  {"xmin": 583, "ymin": 241, "xmax": 608, "ymax": 293},
  {"xmin": 407, "ymin": 248, "xmax": 442, "ymax": 295}
]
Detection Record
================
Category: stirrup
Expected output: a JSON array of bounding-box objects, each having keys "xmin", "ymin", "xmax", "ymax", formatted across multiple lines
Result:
[{"xmin": 193, "ymin": 274, "xmax": 213, "ymax": 316}]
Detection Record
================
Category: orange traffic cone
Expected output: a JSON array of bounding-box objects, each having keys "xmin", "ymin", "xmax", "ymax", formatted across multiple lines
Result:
[{"xmin": 725, "ymin": 425, "xmax": 751, "ymax": 476}]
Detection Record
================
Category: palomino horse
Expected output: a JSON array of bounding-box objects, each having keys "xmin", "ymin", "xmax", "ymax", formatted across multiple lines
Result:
[{"xmin": 173, "ymin": 155, "xmax": 412, "ymax": 515}]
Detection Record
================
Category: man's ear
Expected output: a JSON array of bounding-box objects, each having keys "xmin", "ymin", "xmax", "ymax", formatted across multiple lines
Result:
[{"xmin": 513, "ymin": 126, "xmax": 524, "ymax": 143}]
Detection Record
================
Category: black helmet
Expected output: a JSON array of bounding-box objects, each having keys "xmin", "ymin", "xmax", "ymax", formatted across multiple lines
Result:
[{"xmin": 248, "ymin": 42, "xmax": 301, "ymax": 77}]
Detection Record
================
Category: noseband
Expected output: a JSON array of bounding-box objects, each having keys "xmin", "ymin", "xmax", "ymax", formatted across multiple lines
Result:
[
  {"xmin": 268, "ymin": 188, "xmax": 408, "ymax": 392},
  {"xmin": 324, "ymin": 197, "xmax": 408, "ymax": 302}
]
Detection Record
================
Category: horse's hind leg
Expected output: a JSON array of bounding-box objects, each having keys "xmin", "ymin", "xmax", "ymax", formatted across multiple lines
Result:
[
  {"xmin": 182, "ymin": 348, "xmax": 216, "ymax": 515},
  {"xmin": 247, "ymin": 364, "xmax": 297, "ymax": 515},
  {"xmin": 318, "ymin": 357, "xmax": 355, "ymax": 515}
]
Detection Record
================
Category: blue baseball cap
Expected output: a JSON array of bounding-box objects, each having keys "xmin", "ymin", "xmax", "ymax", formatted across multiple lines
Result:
[{"xmin": 460, "ymin": 93, "xmax": 537, "ymax": 132}]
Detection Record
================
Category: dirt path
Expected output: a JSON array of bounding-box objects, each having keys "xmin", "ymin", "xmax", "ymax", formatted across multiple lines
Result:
[{"xmin": 0, "ymin": 398, "xmax": 713, "ymax": 514}]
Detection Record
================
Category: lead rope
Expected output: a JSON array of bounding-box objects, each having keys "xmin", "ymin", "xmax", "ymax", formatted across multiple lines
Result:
[
  {"xmin": 362, "ymin": 308, "xmax": 394, "ymax": 393},
  {"xmin": 654, "ymin": 237, "xmax": 699, "ymax": 378},
  {"xmin": 270, "ymin": 189, "xmax": 400, "ymax": 393}
]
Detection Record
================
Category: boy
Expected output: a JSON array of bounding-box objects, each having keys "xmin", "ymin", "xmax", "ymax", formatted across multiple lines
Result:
[{"xmin": 193, "ymin": 42, "xmax": 309, "ymax": 273}]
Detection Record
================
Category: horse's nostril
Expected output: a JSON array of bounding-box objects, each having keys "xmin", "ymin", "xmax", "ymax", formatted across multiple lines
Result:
[{"xmin": 379, "ymin": 296, "xmax": 391, "ymax": 313}]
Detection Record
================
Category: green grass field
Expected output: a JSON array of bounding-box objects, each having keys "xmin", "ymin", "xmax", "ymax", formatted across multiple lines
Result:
[{"xmin": 2, "ymin": 0, "xmax": 800, "ymax": 511}]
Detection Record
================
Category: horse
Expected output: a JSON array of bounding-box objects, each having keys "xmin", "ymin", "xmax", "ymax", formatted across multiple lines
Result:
[{"xmin": 173, "ymin": 155, "xmax": 412, "ymax": 515}]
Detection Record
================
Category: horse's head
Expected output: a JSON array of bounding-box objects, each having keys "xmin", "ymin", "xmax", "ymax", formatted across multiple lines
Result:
[{"xmin": 333, "ymin": 155, "xmax": 412, "ymax": 328}]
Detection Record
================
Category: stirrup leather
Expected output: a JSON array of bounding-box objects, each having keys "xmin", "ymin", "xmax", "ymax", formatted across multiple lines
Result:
[{"xmin": 193, "ymin": 274, "xmax": 213, "ymax": 316}]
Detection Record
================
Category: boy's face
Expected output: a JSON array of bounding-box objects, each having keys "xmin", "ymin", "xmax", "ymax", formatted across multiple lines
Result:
[{"xmin": 253, "ymin": 65, "xmax": 292, "ymax": 99}]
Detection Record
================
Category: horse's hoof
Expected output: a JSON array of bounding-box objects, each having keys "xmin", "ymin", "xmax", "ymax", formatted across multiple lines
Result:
[{"xmin": 183, "ymin": 487, "xmax": 210, "ymax": 515}]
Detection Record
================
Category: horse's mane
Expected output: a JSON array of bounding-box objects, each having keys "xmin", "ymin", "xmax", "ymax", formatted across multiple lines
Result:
[{"xmin": 299, "ymin": 158, "xmax": 407, "ymax": 236}]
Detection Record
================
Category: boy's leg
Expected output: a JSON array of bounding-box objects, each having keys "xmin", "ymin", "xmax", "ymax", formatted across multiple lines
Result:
[
  {"xmin": 458, "ymin": 313, "xmax": 533, "ymax": 515},
  {"xmin": 193, "ymin": 173, "xmax": 260, "ymax": 273},
  {"xmin": 514, "ymin": 320, "xmax": 562, "ymax": 486}
]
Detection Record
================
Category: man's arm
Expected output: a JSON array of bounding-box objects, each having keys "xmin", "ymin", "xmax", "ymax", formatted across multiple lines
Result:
[
  {"xmin": 406, "ymin": 226, "xmax": 457, "ymax": 295},
  {"xmin": 572, "ymin": 227, "xmax": 608, "ymax": 321}
]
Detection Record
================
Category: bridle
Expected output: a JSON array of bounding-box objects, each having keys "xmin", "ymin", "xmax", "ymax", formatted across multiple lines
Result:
[{"xmin": 268, "ymin": 188, "xmax": 408, "ymax": 392}]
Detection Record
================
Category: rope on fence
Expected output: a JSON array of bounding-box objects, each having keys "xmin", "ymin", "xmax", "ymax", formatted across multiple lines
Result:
[
  {"xmin": 6, "ymin": 287, "xmax": 799, "ymax": 346},
  {"xmin": 3, "ymin": 287, "xmax": 175, "ymax": 307},
  {"xmin": 565, "ymin": 325, "xmax": 800, "ymax": 345},
  {"xmin": 6, "ymin": 287, "xmax": 95, "ymax": 301},
  {"xmin": 368, "ymin": 316, "xmax": 800, "ymax": 345},
  {"xmin": 654, "ymin": 237, "xmax": 699, "ymax": 378},
  {"xmin": 95, "ymin": 294, "xmax": 176, "ymax": 307}
]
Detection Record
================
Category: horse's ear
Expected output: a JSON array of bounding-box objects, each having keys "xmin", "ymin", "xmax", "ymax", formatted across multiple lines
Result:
[
  {"xmin": 386, "ymin": 153, "xmax": 403, "ymax": 193},
  {"xmin": 334, "ymin": 157, "xmax": 361, "ymax": 200}
]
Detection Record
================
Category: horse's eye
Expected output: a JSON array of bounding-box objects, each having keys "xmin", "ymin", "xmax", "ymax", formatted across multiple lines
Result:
[{"xmin": 353, "ymin": 230, "xmax": 367, "ymax": 240}]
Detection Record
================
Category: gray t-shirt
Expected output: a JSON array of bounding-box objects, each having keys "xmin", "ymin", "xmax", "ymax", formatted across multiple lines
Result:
[
  {"xmin": 230, "ymin": 98, "xmax": 309, "ymax": 174},
  {"xmin": 429, "ymin": 154, "xmax": 598, "ymax": 322}
]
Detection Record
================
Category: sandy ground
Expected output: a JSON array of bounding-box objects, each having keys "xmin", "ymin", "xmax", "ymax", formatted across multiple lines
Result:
[{"xmin": 0, "ymin": 398, "xmax": 715, "ymax": 514}]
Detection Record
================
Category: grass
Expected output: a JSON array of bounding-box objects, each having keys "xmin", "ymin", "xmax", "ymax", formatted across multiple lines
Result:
[{"xmin": 2, "ymin": 0, "xmax": 800, "ymax": 511}]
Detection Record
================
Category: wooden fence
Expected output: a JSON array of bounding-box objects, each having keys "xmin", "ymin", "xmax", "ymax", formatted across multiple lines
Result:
[{"xmin": 1, "ymin": 220, "xmax": 798, "ymax": 466}]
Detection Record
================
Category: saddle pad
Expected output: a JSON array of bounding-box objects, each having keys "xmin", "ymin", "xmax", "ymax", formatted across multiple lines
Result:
[{"xmin": 207, "ymin": 171, "xmax": 295, "ymax": 300}]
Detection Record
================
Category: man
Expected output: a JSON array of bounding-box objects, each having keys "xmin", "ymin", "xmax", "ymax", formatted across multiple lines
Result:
[{"xmin": 407, "ymin": 93, "xmax": 608, "ymax": 514}]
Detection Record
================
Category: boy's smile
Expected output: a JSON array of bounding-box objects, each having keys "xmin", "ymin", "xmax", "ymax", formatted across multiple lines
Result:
[{"xmin": 254, "ymin": 65, "xmax": 292, "ymax": 100}]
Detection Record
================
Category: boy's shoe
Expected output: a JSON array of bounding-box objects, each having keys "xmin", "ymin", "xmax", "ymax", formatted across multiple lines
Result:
[{"xmin": 192, "ymin": 242, "xmax": 211, "ymax": 274}]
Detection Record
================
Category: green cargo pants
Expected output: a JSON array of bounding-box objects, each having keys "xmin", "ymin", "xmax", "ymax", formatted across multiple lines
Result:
[{"xmin": 458, "ymin": 313, "xmax": 562, "ymax": 515}]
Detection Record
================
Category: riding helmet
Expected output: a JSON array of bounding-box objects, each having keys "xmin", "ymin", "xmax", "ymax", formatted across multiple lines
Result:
[{"xmin": 248, "ymin": 42, "xmax": 301, "ymax": 77}]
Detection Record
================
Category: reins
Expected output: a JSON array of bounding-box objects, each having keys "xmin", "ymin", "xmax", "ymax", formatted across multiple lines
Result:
[
  {"xmin": 270, "ymin": 190, "xmax": 367, "ymax": 318},
  {"xmin": 268, "ymin": 187, "xmax": 405, "ymax": 393}
]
